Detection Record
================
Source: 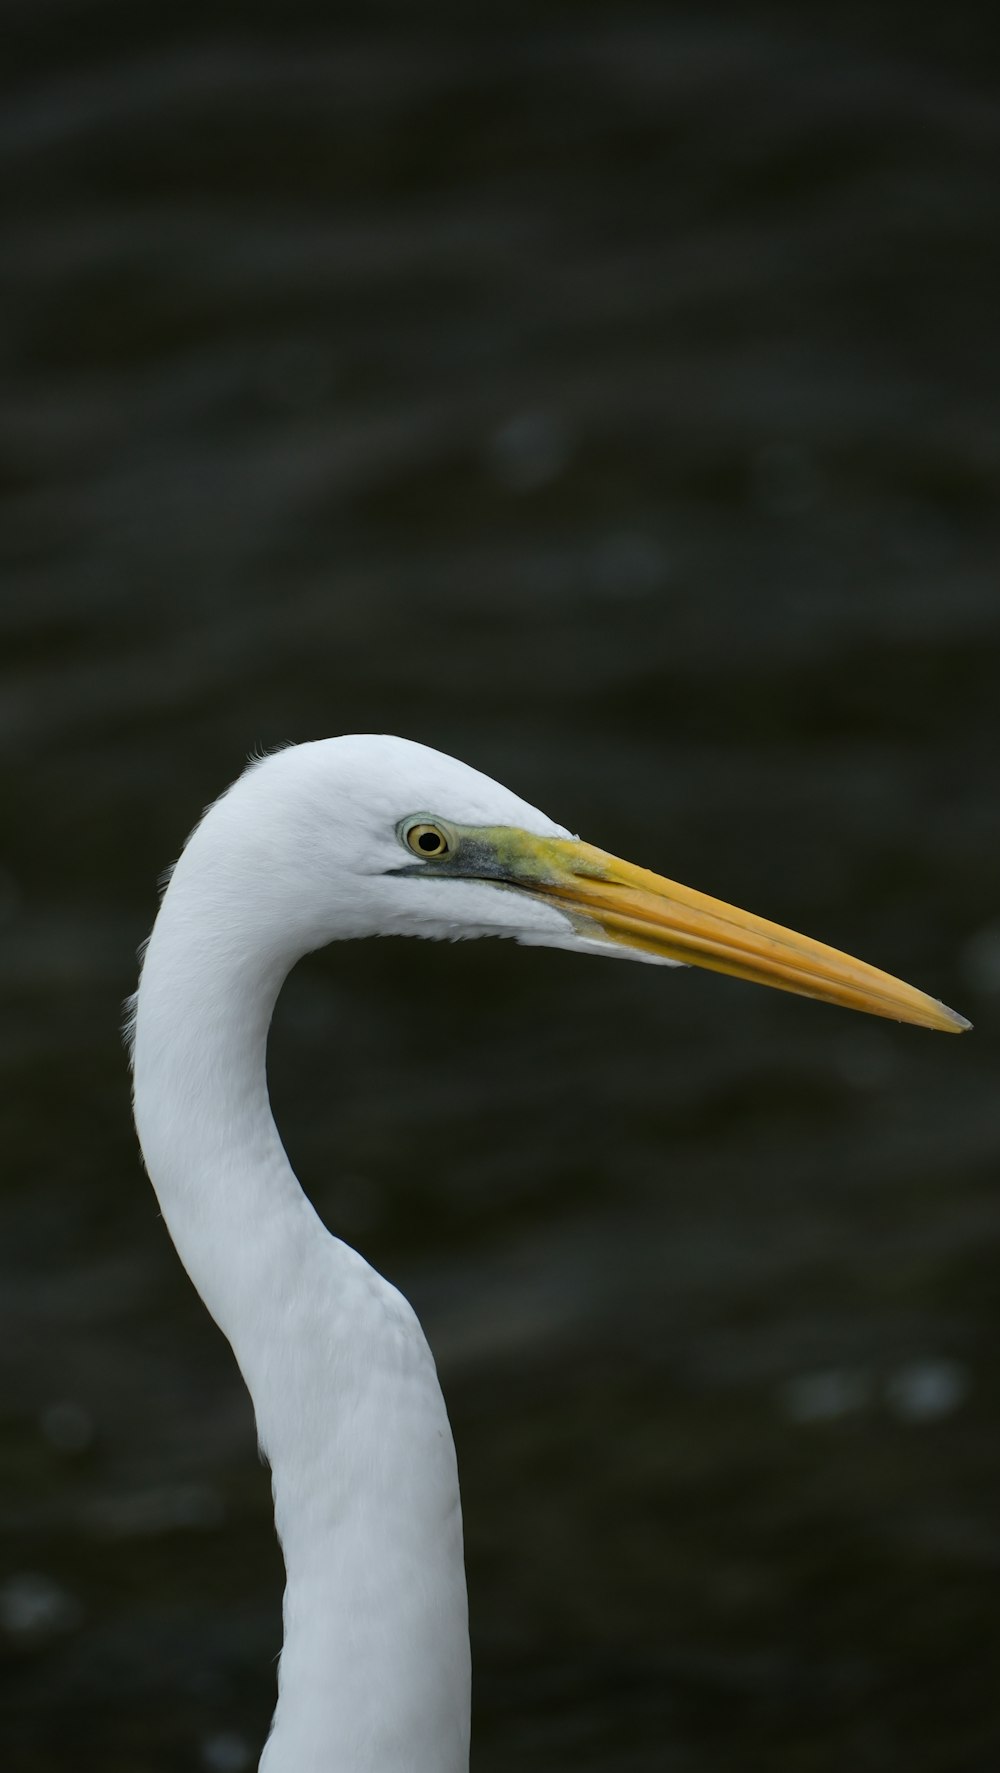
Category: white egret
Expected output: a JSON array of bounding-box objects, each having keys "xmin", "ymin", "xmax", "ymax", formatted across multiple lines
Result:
[{"xmin": 128, "ymin": 735, "xmax": 967, "ymax": 1773}]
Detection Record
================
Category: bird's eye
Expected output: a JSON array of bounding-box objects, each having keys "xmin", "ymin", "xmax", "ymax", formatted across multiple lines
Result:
[{"xmin": 401, "ymin": 819, "xmax": 453, "ymax": 860}]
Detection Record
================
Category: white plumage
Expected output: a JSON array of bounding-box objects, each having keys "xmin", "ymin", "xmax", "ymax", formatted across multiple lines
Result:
[{"xmin": 130, "ymin": 736, "xmax": 965, "ymax": 1772}]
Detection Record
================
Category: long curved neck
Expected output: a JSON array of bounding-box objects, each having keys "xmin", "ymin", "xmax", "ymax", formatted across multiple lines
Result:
[{"xmin": 131, "ymin": 800, "xmax": 471, "ymax": 1773}]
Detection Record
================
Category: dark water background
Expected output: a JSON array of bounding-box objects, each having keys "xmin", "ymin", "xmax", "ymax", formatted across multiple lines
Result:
[{"xmin": 3, "ymin": 5, "xmax": 999, "ymax": 1768}]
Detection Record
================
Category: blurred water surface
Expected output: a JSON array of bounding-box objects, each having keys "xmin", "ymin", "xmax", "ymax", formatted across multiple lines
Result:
[{"xmin": 2, "ymin": 6, "xmax": 999, "ymax": 1770}]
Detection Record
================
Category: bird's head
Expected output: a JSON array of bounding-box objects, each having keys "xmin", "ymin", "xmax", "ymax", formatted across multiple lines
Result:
[{"xmin": 197, "ymin": 735, "xmax": 966, "ymax": 1034}]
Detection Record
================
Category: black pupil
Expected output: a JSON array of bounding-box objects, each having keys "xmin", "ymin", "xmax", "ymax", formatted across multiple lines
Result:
[{"xmin": 418, "ymin": 830, "xmax": 443, "ymax": 853}]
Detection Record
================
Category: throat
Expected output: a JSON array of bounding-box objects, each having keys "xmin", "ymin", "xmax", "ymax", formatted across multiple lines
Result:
[{"xmin": 131, "ymin": 894, "xmax": 307, "ymax": 1339}]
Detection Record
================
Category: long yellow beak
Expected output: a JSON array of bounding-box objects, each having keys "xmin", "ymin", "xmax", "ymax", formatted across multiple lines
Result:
[{"xmin": 515, "ymin": 835, "xmax": 969, "ymax": 1033}]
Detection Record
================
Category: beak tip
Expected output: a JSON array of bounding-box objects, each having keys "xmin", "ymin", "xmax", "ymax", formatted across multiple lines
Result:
[{"xmin": 921, "ymin": 997, "xmax": 972, "ymax": 1033}]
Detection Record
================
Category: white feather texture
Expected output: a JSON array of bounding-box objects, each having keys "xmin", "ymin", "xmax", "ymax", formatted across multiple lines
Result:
[{"xmin": 130, "ymin": 737, "xmax": 584, "ymax": 1773}]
